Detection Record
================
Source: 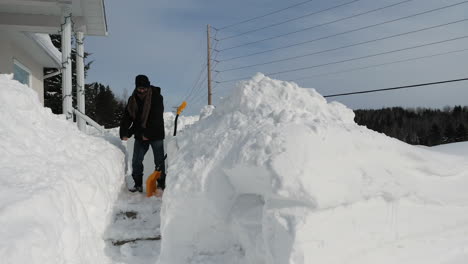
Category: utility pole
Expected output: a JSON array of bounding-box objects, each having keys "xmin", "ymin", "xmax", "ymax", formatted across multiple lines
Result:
[{"xmin": 207, "ymin": 24, "xmax": 212, "ymax": 105}]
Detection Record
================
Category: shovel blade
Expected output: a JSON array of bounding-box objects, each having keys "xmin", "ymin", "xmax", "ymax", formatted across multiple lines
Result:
[{"xmin": 146, "ymin": 170, "xmax": 161, "ymax": 197}]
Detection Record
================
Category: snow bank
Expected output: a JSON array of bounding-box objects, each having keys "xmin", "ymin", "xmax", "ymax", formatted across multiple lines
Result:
[
  {"xmin": 0, "ymin": 75, "xmax": 125, "ymax": 263},
  {"xmin": 199, "ymin": 105, "xmax": 215, "ymax": 120},
  {"xmin": 164, "ymin": 112, "xmax": 199, "ymax": 136},
  {"xmin": 159, "ymin": 73, "xmax": 468, "ymax": 264}
]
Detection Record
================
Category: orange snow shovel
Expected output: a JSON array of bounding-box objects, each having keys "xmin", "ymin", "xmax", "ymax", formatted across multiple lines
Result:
[
  {"xmin": 146, "ymin": 101, "xmax": 187, "ymax": 198},
  {"xmin": 146, "ymin": 170, "xmax": 162, "ymax": 197}
]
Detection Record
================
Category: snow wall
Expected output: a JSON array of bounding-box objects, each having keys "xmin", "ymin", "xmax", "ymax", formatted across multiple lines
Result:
[
  {"xmin": 159, "ymin": 73, "xmax": 468, "ymax": 264},
  {"xmin": 0, "ymin": 75, "xmax": 125, "ymax": 263}
]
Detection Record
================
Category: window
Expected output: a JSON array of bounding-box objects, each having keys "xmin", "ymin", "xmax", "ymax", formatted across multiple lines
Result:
[{"xmin": 13, "ymin": 59, "xmax": 31, "ymax": 87}]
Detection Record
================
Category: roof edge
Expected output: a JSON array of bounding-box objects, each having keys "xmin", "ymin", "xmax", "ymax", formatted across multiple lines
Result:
[{"xmin": 25, "ymin": 32, "xmax": 62, "ymax": 68}]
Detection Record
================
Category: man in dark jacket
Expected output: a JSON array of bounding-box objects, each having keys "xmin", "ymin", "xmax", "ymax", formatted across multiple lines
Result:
[{"xmin": 120, "ymin": 75, "xmax": 166, "ymax": 193}]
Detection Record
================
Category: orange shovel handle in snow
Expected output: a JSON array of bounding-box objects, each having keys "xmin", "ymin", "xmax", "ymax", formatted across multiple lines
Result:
[
  {"xmin": 147, "ymin": 102, "xmax": 187, "ymax": 198},
  {"xmin": 146, "ymin": 170, "xmax": 161, "ymax": 198},
  {"xmin": 173, "ymin": 101, "xmax": 188, "ymax": 136},
  {"xmin": 176, "ymin": 101, "xmax": 187, "ymax": 115}
]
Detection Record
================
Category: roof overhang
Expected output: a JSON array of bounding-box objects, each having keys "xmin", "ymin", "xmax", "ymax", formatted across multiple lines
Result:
[
  {"xmin": 2, "ymin": 30, "xmax": 62, "ymax": 68},
  {"xmin": 0, "ymin": 0, "xmax": 108, "ymax": 36},
  {"xmin": 26, "ymin": 32, "xmax": 62, "ymax": 67}
]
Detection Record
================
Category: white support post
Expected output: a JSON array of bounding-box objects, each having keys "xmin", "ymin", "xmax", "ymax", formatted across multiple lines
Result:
[
  {"xmin": 61, "ymin": 6, "xmax": 73, "ymax": 120},
  {"xmin": 76, "ymin": 31, "xmax": 86, "ymax": 132}
]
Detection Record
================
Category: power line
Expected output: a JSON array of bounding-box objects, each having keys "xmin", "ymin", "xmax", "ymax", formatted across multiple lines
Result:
[
  {"xmin": 219, "ymin": 0, "xmax": 414, "ymax": 51},
  {"xmin": 217, "ymin": 0, "xmax": 315, "ymax": 31},
  {"xmin": 216, "ymin": 35, "xmax": 468, "ymax": 83},
  {"xmin": 187, "ymin": 81, "xmax": 212, "ymax": 110},
  {"xmin": 219, "ymin": 0, "xmax": 361, "ymax": 41},
  {"xmin": 191, "ymin": 71, "xmax": 221, "ymax": 105},
  {"xmin": 193, "ymin": 81, "xmax": 220, "ymax": 106},
  {"xmin": 291, "ymin": 48, "xmax": 468, "ymax": 81},
  {"xmin": 184, "ymin": 64, "xmax": 207, "ymax": 101},
  {"xmin": 219, "ymin": 1, "xmax": 468, "ymax": 62},
  {"xmin": 218, "ymin": 18, "xmax": 468, "ymax": 72},
  {"xmin": 191, "ymin": 92, "xmax": 206, "ymax": 105},
  {"xmin": 187, "ymin": 75, "xmax": 208, "ymax": 102},
  {"xmin": 188, "ymin": 68, "xmax": 221, "ymax": 104},
  {"xmin": 192, "ymin": 90, "xmax": 209, "ymax": 104},
  {"xmin": 185, "ymin": 64, "xmax": 205, "ymax": 98},
  {"xmin": 323, "ymin": 77, "xmax": 468, "ymax": 98}
]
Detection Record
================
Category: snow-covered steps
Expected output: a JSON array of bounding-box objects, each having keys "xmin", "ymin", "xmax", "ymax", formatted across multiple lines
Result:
[
  {"xmin": 104, "ymin": 187, "xmax": 162, "ymax": 263},
  {"xmin": 110, "ymin": 209, "xmax": 161, "ymax": 246}
]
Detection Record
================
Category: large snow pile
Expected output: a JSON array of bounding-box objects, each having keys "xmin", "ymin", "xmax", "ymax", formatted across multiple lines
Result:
[
  {"xmin": 0, "ymin": 75, "xmax": 125, "ymax": 263},
  {"xmin": 159, "ymin": 73, "xmax": 468, "ymax": 264}
]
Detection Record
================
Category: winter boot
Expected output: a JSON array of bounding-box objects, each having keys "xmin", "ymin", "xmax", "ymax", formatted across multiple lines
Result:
[{"xmin": 129, "ymin": 185, "xmax": 143, "ymax": 193}]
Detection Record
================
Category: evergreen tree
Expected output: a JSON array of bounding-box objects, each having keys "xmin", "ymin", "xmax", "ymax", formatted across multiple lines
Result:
[
  {"xmin": 428, "ymin": 124, "xmax": 441, "ymax": 146},
  {"xmin": 354, "ymin": 106, "xmax": 468, "ymax": 146},
  {"xmin": 87, "ymin": 83, "xmax": 126, "ymax": 128},
  {"xmin": 455, "ymin": 124, "xmax": 467, "ymax": 142},
  {"xmin": 443, "ymin": 124, "xmax": 455, "ymax": 143},
  {"xmin": 84, "ymin": 83, "xmax": 98, "ymax": 120},
  {"xmin": 44, "ymin": 34, "xmax": 93, "ymax": 114},
  {"xmin": 453, "ymin": 105, "xmax": 463, "ymax": 119}
]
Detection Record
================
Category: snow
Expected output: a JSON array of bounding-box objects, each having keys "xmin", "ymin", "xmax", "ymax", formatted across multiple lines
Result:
[
  {"xmin": 2, "ymin": 70, "xmax": 468, "ymax": 264},
  {"xmin": 199, "ymin": 105, "xmax": 215, "ymax": 120},
  {"xmin": 0, "ymin": 74, "xmax": 125, "ymax": 263},
  {"xmin": 103, "ymin": 188, "xmax": 162, "ymax": 264},
  {"xmin": 158, "ymin": 73, "xmax": 468, "ymax": 264},
  {"xmin": 164, "ymin": 112, "xmax": 199, "ymax": 137}
]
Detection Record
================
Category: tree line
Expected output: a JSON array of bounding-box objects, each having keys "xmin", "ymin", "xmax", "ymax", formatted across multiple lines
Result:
[{"xmin": 354, "ymin": 106, "xmax": 468, "ymax": 146}]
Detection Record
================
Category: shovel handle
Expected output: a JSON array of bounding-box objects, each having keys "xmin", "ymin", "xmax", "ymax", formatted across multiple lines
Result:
[{"xmin": 173, "ymin": 101, "xmax": 187, "ymax": 136}]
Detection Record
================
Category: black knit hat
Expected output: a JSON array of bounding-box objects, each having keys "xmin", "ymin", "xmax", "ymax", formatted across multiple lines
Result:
[{"xmin": 135, "ymin": 74, "xmax": 150, "ymax": 88}]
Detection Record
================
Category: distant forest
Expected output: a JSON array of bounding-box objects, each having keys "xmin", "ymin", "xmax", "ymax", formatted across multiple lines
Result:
[{"xmin": 354, "ymin": 106, "xmax": 468, "ymax": 146}]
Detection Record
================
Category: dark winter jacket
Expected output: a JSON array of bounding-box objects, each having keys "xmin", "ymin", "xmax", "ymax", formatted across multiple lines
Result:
[{"xmin": 120, "ymin": 85, "xmax": 165, "ymax": 140}]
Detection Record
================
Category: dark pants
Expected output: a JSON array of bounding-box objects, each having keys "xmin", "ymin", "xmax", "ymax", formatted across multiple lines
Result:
[{"xmin": 132, "ymin": 139, "xmax": 166, "ymax": 189}]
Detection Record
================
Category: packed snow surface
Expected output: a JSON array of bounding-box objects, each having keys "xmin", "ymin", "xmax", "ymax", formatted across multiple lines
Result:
[
  {"xmin": 0, "ymin": 74, "xmax": 125, "ymax": 263},
  {"xmin": 159, "ymin": 73, "xmax": 468, "ymax": 264}
]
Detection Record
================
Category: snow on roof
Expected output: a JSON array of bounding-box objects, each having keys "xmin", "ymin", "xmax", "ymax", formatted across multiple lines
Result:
[{"xmin": 26, "ymin": 33, "xmax": 61, "ymax": 67}]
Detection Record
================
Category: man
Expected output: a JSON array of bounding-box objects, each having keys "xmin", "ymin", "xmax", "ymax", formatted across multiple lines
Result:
[{"xmin": 120, "ymin": 75, "xmax": 166, "ymax": 193}]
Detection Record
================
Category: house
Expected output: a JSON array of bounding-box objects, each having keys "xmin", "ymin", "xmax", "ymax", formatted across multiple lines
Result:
[
  {"xmin": 0, "ymin": 0, "xmax": 108, "ymax": 131},
  {"xmin": 0, "ymin": 30, "xmax": 61, "ymax": 105}
]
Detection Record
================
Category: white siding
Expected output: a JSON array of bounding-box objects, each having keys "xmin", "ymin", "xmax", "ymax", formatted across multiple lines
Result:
[{"xmin": 0, "ymin": 32, "xmax": 45, "ymax": 105}]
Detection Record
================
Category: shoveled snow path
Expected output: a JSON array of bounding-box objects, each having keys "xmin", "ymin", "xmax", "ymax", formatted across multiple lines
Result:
[
  {"xmin": 103, "ymin": 187, "xmax": 162, "ymax": 264},
  {"xmin": 101, "ymin": 113, "xmax": 198, "ymax": 263},
  {"xmin": 103, "ymin": 138, "xmax": 163, "ymax": 264}
]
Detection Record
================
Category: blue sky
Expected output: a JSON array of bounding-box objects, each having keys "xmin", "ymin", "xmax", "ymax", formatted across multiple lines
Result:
[{"xmin": 86, "ymin": 0, "xmax": 468, "ymax": 115}]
